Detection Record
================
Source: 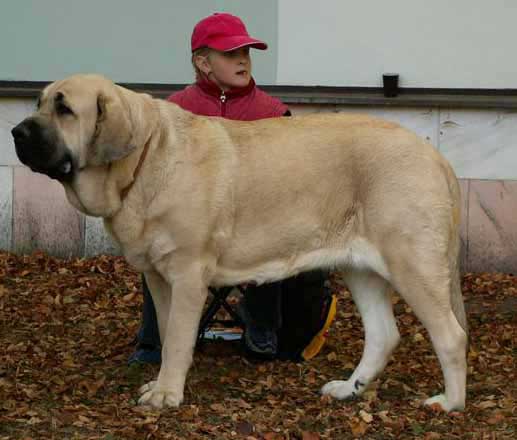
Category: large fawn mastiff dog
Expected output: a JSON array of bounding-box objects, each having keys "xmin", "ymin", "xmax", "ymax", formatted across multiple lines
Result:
[{"xmin": 12, "ymin": 74, "xmax": 467, "ymax": 412}]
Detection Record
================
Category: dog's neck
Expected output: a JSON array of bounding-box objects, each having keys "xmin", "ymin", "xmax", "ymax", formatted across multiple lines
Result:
[{"xmin": 118, "ymin": 135, "xmax": 153, "ymax": 202}]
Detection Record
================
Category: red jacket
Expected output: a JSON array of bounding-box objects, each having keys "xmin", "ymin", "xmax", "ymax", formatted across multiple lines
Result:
[{"xmin": 167, "ymin": 77, "xmax": 288, "ymax": 120}]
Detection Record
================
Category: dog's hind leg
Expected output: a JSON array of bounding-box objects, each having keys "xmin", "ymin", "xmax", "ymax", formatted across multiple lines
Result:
[
  {"xmin": 391, "ymin": 262, "xmax": 467, "ymax": 412},
  {"xmin": 322, "ymin": 270, "xmax": 400, "ymax": 399}
]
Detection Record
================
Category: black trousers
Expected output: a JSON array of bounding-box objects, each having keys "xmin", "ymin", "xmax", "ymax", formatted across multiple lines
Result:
[{"xmin": 137, "ymin": 270, "xmax": 328, "ymax": 347}]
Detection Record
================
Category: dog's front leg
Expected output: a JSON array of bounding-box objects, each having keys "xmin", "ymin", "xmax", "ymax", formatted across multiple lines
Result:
[{"xmin": 138, "ymin": 266, "xmax": 208, "ymax": 409}]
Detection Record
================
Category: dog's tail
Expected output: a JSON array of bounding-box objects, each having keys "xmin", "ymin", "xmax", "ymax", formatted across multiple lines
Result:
[
  {"xmin": 446, "ymin": 166, "xmax": 468, "ymax": 339},
  {"xmin": 450, "ymin": 250, "xmax": 468, "ymax": 336}
]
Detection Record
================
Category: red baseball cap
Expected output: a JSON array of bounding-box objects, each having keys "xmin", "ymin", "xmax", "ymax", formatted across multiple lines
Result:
[{"xmin": 191, "ymin": 13, "xmax": 268, "ymax": 52}]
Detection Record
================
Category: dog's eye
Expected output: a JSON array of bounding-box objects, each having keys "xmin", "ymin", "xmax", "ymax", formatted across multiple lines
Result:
[{"xmin": 56, "ymin": 101, "xmax": 74, "ymax": 116}]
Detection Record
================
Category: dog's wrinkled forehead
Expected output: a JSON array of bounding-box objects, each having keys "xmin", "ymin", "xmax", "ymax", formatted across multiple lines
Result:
[{"xmin": 38, "ymin": 74, "xmax": 114, "ymax": 116}]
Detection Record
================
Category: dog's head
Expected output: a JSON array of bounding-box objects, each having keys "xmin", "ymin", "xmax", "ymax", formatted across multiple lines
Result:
[{"xmin": 11, "ymin": 74, "xmax": 150, "ymax": 182}]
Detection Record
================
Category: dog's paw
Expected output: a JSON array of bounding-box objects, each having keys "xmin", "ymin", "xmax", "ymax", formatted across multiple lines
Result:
[
  {"xmin": 138, "ymin": 386, "xmax": 183, "ymax": 409},
  {"xmin": 138, "ymin": 381, "xmax": 183, "ymax": 409},
  {"xmin": 321, "ymin": 379, "xmax": 365, "ymax": 400},
  {"xmin": 424, "ymin": 394, "xmax": 465, "ymax": 412}
]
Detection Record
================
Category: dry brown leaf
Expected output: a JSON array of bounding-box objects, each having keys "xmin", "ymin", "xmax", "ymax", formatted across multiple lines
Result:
[
  {"xmin": 209, "ymin": 403, "xmax": 225, "ymax": 412},
  {"xmin": 326, "ymin": 351, "xmax": 337, "ymax": 361},
  {"xmin": 486, "ymin": 412, "xmax": 505, "ymax": 425},
  {"xmin": 237, "ymin": 398, "xmax": 252, "ymax": 409},
  {"xmin": 413, "ymin": 332, "xmax": 425, "ymax": 342},
  {"xmin": 348, "ymin": 417, "xmax": 368, "ymax": 437},
  {"xmin": 263, "ymin": 433, "xmax": 283, "ymax": 440},
  {"xmin": 122, "ymin": 292, "xmax": 137, "ymax": 302},
  {"xmin": 359, "ymin": 410, "xmax": 373, "ymax": 423},
  {"xmin": 236, "ymin": 420, "xmax": 254, "ymax": 436},
  {"xmin": 475, "ymin": 400, "xmax": 498, "ymax": 410},
  {"xmin": 301, "ymin": 431, "xmax": 320, "ymax": 440},
  {"xmin": 1, "ymin": 251, "xmax": 516, "ymax": 439}
]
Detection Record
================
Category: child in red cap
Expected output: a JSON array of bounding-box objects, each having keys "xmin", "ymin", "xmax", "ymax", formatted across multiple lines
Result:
[
  {"xmin": 169, "ymin": 12, "xmax": 288, "ymax": 120},
  {"xmin": 129, "ymin": 13, "xmax": 328, "ymax": 364}
]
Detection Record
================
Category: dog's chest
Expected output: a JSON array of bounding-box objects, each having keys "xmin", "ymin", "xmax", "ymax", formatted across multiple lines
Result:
[{"xmin": 104, "ymin": 215, "xmax": 155, "ymax": 272}]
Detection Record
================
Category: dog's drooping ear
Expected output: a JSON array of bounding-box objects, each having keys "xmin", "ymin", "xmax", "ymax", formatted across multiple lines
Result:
[{"xmin": 90, "ymin": 89, "xmax": 136, "ymax": 165}]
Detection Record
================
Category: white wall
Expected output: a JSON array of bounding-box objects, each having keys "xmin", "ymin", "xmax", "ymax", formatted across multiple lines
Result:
[
  {"xmin": 0, "ymin": 1, "xmax": 278, "ymax": 85},
  {"xmin": 277, "ymin": 0, "xmax": 517, "ymax": 88}
]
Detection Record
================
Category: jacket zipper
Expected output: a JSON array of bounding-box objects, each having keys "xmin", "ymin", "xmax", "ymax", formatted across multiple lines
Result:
[{"xmin": 220, "ymin": 91, "xmax": 227, "ymax": 117}]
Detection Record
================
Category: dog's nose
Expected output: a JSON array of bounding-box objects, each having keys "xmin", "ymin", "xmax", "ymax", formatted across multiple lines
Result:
[{"xmin": 11, "ymin": 122, "xmax": 31, "ymax": 142}]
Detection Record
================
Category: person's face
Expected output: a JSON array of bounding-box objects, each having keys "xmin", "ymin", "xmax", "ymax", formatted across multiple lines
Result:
[{"xmin": 198, "ymin": 47, "xmax": 252, "ymax": 91}]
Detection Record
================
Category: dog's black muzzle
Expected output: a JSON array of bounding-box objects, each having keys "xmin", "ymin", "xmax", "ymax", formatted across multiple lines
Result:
[{"xmin": 11, "ymin": 117, "xmax": 75, "ymax": 182}]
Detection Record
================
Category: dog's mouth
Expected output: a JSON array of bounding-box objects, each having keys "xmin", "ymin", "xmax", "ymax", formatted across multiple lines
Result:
[
  {"xmin": 40, "ymin": 154, "xmax": 75, "ymax": 182},
  {"xmin": 12, "ymin": 118, "xmax": 76, "ymax": 182},
  {"xmin": 16, "ymin": 143, "xmax": 75, "ymax": 182}
]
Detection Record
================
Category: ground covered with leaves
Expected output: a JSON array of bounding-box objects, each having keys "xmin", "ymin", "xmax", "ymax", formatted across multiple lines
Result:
[{"xmin": 0, "ymin": 250, "xmax": 515, "ymax": 439}]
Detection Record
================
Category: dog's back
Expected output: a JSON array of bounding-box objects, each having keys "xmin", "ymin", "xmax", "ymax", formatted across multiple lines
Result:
[{"xmin": 208, "ymin": 112, "xmax": 456, "ymax": 277}]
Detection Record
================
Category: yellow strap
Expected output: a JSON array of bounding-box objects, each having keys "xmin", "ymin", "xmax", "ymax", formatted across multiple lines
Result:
[{"xmin": 301, "ymin": 294, "xmax": 337, "ymax": 360}]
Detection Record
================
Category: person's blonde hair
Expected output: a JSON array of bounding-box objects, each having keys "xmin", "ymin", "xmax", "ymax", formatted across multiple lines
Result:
[{"xmin": 191, "ymin": 47, "xmax": 212, "ymax": 80}]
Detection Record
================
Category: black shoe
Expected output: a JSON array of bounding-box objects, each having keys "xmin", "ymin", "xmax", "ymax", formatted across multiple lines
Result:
[
  {"xmin": 127, "ymin": 344, "xmax": 161, "ymax": 365},
  {"xmin": 237, "ymin": 301, "xmax": 278, "ymax": 357},
  {"xmin": 243, "ymin": 326, "xmax": 277, "ymax": 356}
]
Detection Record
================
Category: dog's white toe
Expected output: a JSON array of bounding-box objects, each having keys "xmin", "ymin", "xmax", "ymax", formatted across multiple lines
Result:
[
  {"xmin": 138, "ymin": 388, "xmax": 183, "ymax": 409},
  {"xmin": 424, "ymin": 394, "xmax": 465, "ymax": 412},
  {"xmin": 138, "ymin": 380, "xmax": 157, "ymax": 396},
  {"xmin": 321, "ymin": 379, "xmax": 363, "ymax": 399}
]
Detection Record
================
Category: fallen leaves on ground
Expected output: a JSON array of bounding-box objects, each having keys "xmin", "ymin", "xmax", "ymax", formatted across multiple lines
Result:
[{"xmin": 0, "ymin": 250, "xmax": 515, "ymax": 439}]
